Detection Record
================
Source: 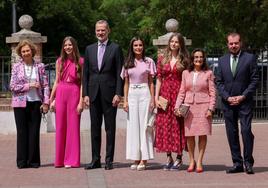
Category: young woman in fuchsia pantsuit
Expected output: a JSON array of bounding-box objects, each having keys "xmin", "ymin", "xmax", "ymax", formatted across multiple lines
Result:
[{"xmin": 50, "ymin": 36, "xmax": 84, "ymax": 168}]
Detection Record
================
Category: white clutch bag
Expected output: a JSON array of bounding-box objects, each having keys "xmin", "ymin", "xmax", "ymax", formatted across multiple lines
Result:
[{"xmin": 147, "ymin": 108, "xmax": 157, "ymax": 128}]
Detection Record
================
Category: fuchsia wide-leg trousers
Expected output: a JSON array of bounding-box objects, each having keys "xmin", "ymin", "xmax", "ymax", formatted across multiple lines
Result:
[{"xmin": 54, "ymin": 82, "xmax": 81, "ymax": 167}]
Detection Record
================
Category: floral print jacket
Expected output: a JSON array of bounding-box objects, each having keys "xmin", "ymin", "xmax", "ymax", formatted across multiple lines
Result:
[{"xmin": 10, "ymin": 60, "xmax": 50, "ymax": 107}]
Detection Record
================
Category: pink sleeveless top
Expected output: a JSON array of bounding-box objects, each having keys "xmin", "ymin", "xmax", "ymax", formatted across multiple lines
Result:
[{"xmin": 57, "ymin": 57, "xmax": 84, "ymax": 84}]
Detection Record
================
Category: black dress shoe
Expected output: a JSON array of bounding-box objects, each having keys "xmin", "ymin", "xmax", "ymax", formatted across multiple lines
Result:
[
  {"xmin": 84, "ymin": 161, "xmax": 101, "ymax": 170},
  {"xmin": 28, "ymin": 163, "xmax": 40, "ymax": 168},
  {"xmin": 245, "ymin": 165, "xmax": 254, "ymax": 174},
  {"xmin": 17, "ymin": 164, "xmax": 28, "ymax": 169},
  {"xmin": 28, "ymin": 164, "xmax": 40, "ymax": 168},
  {"xmin": 104, "ymin": 162, "xmax": 113, "ymax": 170},
  {"xmin": 226, "ymin": 166, "xmax": 244, "ymax": 174}
]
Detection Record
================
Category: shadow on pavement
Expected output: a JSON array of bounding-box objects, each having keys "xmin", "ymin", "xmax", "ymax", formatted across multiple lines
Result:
[
  {"xmin": 254, "ymin": 167, "xmax": 268, "ymax": 173},
  {"xmin": 113, "ymin": 162, "xmax": 164, "ymax": 170},
  {"xmin": 41, "ymin": 163, "xmax": 54, "ymax": 167}
]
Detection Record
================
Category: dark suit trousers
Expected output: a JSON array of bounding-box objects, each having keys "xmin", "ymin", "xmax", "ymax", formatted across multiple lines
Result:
[
  {"xmin": 90, "ymin": 89, "xmax": 117, "ymax": 163},
  {"xmin": 223, "ymin": 101, "xmax": 254, "ymax": 167},
  {"xmin": 14, "ymin": 101, "xmax": 42, "ymax": 167}
]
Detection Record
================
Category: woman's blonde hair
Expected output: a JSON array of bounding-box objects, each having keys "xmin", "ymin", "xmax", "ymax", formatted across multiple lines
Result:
[
  {"xmin": 16, "ymin": 39, "xmax": 37, "ymax": 57},
  {"xmin": 161, "ymin": 33, "xmax": 189, "ymax": 72}
]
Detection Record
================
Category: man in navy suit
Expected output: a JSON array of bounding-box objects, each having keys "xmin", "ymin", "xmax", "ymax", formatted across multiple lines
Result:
[
  {"xmin": 216, "ymin": 32, "xmax": 258, "ymax": 174},
  {"xmin": 83, "ymin": 20, "xmax": 123, "ymax": 170}
]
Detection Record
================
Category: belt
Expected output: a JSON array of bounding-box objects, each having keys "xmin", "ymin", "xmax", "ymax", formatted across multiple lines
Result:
[{"xmin": 130, "ymin": 84, "xmax": 147, "ymax": 89}]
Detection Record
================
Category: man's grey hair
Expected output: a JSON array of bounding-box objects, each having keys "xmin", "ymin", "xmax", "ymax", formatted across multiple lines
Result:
[{"xmin": 95, "ymin": 20, "xmax": 110, "ymax": 30}]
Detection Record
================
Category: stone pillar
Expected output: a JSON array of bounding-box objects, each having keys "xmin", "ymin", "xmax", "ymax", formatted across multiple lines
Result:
[
  {"xmin": 153, "ymin": 18, "xmax": 192, "ymax": 57},
  {"xmin": 6, "ymin": 14, "xmax": 47, "ymax": 64}
]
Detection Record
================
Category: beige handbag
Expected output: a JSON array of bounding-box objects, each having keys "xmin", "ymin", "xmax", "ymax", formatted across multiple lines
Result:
[{"xmin": 159, "ymin": 96, "xmax": 169, "ymax": 111}]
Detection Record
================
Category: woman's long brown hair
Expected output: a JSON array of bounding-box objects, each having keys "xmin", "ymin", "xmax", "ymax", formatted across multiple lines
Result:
[
  {"xmin": 124, "ymin": 37, "xmax": 145, "ymax": 69},
  {"xmin": 59, "ymin": 36, "xmax": 81, "ymax": 82}
]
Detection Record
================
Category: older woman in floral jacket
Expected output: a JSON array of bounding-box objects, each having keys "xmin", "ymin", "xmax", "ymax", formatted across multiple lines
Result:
[{"xmin": 10, "ymin": 39, "xmax": 50, "ymax": 169}]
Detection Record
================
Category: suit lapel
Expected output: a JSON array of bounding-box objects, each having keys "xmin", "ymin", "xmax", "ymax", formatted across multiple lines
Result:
[
  {"xmin": 92, "ymin": 43, "xmax": 99, "ymax": 72},
  {"xmin": 190, "ymin": 71, "xmax": 194, "ymax": 87},
  {"xmin": 225, "ymin": 54, "xmax": 233, "ymax": 77},
  {"xmin": 190, "ymin": 71, "xmax": 198, "ymax": 90}
]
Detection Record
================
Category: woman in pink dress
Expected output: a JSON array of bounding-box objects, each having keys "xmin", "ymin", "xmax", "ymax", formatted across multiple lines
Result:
[
  {"xmin": 49, "ymin": 36, "xmax": 84, "ymax": 168},
  {"xmin": 154, "ymin": 33, "xmax": 189, "ymax": 171},
  {"xmin": 175, "ymin": 49, "xmax": 216, "ymax": 173}
]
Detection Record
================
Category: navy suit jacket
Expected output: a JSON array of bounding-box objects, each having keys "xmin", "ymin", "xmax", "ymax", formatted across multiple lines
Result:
[
  {"xmin": 216, "ymin": 51, "xmax": 258, "ymax": 106},
  {"xmin": 83, "ymin": 40, "xmax": 124, "ymax": 102}
]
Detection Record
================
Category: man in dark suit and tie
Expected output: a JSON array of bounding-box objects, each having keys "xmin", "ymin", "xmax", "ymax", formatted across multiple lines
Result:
[
  {"xmin": 216, "ymin": 32, "xmax": 258, "ymax": 174},
  {"xmin": 83, "ymin": 20, "xmax": 123, "ymax": 170}
]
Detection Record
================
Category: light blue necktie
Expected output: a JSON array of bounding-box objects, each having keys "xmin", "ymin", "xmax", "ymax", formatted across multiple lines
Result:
[{"xmin": 98, "ymin": 43, "xmax": 105, "ymax": 70}]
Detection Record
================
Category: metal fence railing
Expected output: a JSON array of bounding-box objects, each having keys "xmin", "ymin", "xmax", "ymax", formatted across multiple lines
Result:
[
  {"xmin": 43, "ymin": 57, "xmax": 57, "ymax": 88},
  {"xmin": 0, "ymin": 56, "xmax": 11, "ymax": 92}
]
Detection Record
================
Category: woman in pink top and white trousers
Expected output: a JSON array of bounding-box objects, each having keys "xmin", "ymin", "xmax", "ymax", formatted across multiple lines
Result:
[
  {"xmin": 121, "ymin": 37, "xmax": 156, "ymax": 171},
  {"xmin": 50, "ymin": 36, "xmax": 84, "ymax": 168}
]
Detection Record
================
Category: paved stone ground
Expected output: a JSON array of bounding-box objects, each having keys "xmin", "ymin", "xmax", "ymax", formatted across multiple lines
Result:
[{"xmin": 0, "ymin": 123, "xmax": 268, "ymax": 188}]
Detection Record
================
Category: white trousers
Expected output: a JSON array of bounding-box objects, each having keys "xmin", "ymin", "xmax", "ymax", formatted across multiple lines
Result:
[{"xmin": 126, "ymin": 83, "xmax": 154, "ymax": 160}]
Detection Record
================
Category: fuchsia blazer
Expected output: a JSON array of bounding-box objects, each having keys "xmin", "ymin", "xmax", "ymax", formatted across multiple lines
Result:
[
  {"xmin": 175, "ymin": 69, "xmax": 216, "ymax": 111},
  {"xmin": 10, "ymin": 60, "xmax": 50, "ymax": 107}
]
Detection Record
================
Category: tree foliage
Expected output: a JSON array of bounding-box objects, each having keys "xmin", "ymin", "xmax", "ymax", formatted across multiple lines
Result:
[{"xmin": 0, "ymin": 0, "xmax": 267, "ymax": 57}]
